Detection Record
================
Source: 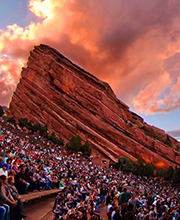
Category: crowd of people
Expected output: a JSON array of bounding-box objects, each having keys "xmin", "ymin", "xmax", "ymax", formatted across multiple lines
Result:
[{"xmin": 0, "ymin": 118, "xmax": 180, "ymax": 220}]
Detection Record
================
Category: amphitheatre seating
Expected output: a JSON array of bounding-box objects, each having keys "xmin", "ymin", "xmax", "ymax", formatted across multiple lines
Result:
[{"xmin": 21, "ymin": 188, "xmax": 60, "ymax": 203}]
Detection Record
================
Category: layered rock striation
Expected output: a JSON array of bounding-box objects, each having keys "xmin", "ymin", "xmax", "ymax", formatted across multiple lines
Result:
[{"xmin": 8, "ymin": 44, "xmax": 180, "ymax": 169}]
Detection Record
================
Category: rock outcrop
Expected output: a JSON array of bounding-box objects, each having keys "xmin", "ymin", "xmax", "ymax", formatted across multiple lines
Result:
[{"xmin": 8, "ymin": 44, "xmax": 180, "ymax": 169}]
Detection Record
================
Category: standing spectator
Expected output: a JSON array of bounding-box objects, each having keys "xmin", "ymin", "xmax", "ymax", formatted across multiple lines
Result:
[
  {"xmin": 119, "ymin": 188, "xmax": 131, "ymax": 207},
  {"xmin": 100, "ymin": 183, "xmax": 107, "ymax": 207},
  {"xmin": 128, "ymin": 192, "xmax": 141, "ymax": 214},
  {"xmin": 158, "ymin": 201, "xmax": 167, "ymax": 219}
]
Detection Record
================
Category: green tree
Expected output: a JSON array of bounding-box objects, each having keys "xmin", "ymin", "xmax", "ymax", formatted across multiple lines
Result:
[
  {"xmin": 40, "ymin": 123, "xmax": 49, "ymax": 138},
  {"xmin": 48, "ymin": 132, "xmax": 57, "ymax": 143},
  {"xmin": 18, "ymin": 118, "xmax": 28, "ymax": 128},
  {"xmin": 5, "ymin": 117, "xmax": 16, "ymax": 126},
  {"xmin": 164, "ymin": 166, "xmax": 174, "ymax": 181},
  {"xmin": 136, "ymin": 156, "xmax": 145, "ymax": 176},
  {"xmin": 156, "ymin": 168, "xmax": 165, "ymax": 177},
  {"xmin": 57, "ymin": 138, "xmax": 64, "ymax": 146},
  {"xmin": 157, "ymin": 136, "xmax": 162, "ymax": 142},
  {"xmin": 0, "ymin": 106, "xmax": 4, "ymax": 117},
  {"xmin": 33, "ymin": 122, "xmax": 42, "ymax": 132},
  {"xmin": 66, "ymin": 135, "xmax": 82, "ymax": 152},
  {"xmin": 81, "ymin": 140, "xmax": 92, "ymax": 156},
  {"xmin": 143, "ymin": 162, "xmax": 154, "ymax": 177},
  {"xmin": 26, "ymin": 121, "xmax": 35, "ymax": 132},
  {"xmin": 118, "ymin": 156, "xmax": 133, "ymax": 172},
  {"xmin": 172, "ymin": 167, "xmax": 180, "ymax": 183}
]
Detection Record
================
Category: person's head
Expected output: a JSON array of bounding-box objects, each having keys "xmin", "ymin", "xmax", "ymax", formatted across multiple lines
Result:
[
  {"xmin": 77, "ymin": 211, "xmax": 83, "ymax": 219},
  {"xmin": 0, "ymin": 175, "xmax": 7, "ymax": 185},
  {"xmin": 20, "ymin": 166, "xmax": 25, "ymax": 173},
  {"xmin": 123, "ymin": 188, "xmax": 127, "ymax": 192},
  {"xmin": 131, "ymin": 192, "xmax": 136, "ymax": 200},
  {"xmin": 138, "ymin": 207, "xmax": 142, "ymax": 213},
  {"xmin": 8, "ymin": 175, "xmax": 15, "ymax": 185},
  {"xmin": 2, "ymin": 163, "xmax": 7, "ymax": 171},
  {"xmin": 7, "ymin": 159, "xmax": 12, "ymax": 164}
]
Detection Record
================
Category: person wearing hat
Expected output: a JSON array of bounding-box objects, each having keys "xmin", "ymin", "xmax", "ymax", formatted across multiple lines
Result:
[{"xmin": 0, "ymin": 164, "xmax": 8, "ymax": 177}]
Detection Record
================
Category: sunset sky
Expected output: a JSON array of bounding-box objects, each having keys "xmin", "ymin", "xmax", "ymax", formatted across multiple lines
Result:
[{"xmin": 1, "ymin": 0, "xmax": 180, "ymax": 140}]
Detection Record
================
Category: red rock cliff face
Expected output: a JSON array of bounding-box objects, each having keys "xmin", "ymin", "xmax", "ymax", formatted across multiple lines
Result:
[{"xmin": 8, "ymin": 44, "xmax": 180, "ymax": 169}]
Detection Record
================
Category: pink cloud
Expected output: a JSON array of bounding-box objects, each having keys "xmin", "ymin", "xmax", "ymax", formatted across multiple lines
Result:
[{"xmin": 1, "ymin": 0, "xmax": 180, "ymax": 115}]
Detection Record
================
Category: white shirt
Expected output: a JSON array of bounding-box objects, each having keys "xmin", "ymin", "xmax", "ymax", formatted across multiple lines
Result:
[{"xmin": 0, "ymin": 168, "xmax": 8, "ymax": 177}]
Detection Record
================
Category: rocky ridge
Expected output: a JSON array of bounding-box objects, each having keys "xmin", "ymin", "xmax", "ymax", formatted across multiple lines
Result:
[{"xmin": 8, "ymin": 44, "xmax": 180, "ymax": 169}]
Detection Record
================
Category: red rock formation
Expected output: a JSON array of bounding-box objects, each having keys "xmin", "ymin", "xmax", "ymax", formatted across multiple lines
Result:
[{"xmin": 8, "ymin": 44, "xmax": 180, "ymax": 169}]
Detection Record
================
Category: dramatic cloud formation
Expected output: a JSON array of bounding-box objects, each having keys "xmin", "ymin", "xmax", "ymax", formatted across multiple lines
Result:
[{"xmin": 1, "ymin": 0, "xmax": 180, "ymax": 116}]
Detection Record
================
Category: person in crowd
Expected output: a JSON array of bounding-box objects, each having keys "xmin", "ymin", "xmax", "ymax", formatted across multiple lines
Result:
[
  {"xmin": 6, "ymin": 175, "xmax": 26, "ymax": 219},
  {"xmin": 0, "ymin": 175, "xmax": 17, "ymax": 220},
  {"xmin": 2, "ymin": 120, "xmax": 180, "ymax": 220},
  {"xmin": 128, "ymin": 192, "xmax": 141, "ymax": 214},
  {"xmin": 124, "ymin": 204, "xmax": 136, "ymax": 220},
  {"xmin": 119, "ymin": 188, "xmax": 131, "ymax": 208},
  {"xmin": 0, "ymin": 164, "xmax": 8, "ymax": 177},
  {"xmin": 0, "ymin": 178, "xmax": 10, "ymax": 220},
  {"xmin": 15, "ymin": 167, "xmax": 29, "ymax": 195}
]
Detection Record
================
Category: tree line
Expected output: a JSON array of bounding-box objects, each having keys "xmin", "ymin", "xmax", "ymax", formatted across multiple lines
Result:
[{"xmin": 110, "ymin": 156, "xmax": 180, "ymax": 183}]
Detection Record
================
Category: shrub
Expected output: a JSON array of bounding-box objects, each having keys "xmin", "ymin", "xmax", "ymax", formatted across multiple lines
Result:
[
  {"xmin": 4, "ymin": 116, "xmax": 16, "ymax": 125},
  {"xmin": 156, "ymin": 168, "xmax": 165, "ymax": 177},
  {"xmin": 164, "ymin": 140, "xmax": 172, "ymax": 148},
  {"xmin": 164, "ymin": 166, "xmax": 174, "ymax": 181},
  {"xmin": 172, "ymin": 167, "xmax": 180, "ymax": 183},
  {"xmin": 18, "ymin": 118, "xmax": 28, "ymax": 128},
  {"xmin": 144, "ymin": 130, "xmax": 153, "ymax": 138},
  {"xmin": 66, "ymin": 135, "xmax": 91, "ymax": 156},
  {"xmin": 157, "ymin": 136, "xmax": 162, "ymax": 142}
]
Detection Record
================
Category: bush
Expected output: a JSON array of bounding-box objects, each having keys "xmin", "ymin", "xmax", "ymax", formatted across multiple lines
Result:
[
  {"xmin": 156, "ymin": 168, "xmax": 165, "ymax": 177},
  {"xmin": 56, "ymin": 138, "xmax": 64, "ymax": 146},
  {"xmin": 18, "ymin": 118, "xmax": 28, "ymax": 128},
  {"xmin": 40, "ymin": 124, "xmax": 49, "ymax": 138},
  {"xmin": 4, "ymin": 116, "xmax": 16, "ymax": 125},
  {"xmin": 33, "ymin": 122, "xmax": 42, "ymax": 132},
  {"xmin": 164, "ymin": 166, "xmax": 174, "ymax": 181},
  {"xmin": 157, "ymin": 136, "xmax": 162, "ymax": 142},
  {"xmin": 48, "ymin": 132, "xmax": 57, "ymax": 143},
  {"xmin": 143, "ymin": 162, "xmax": 154, "ymax": 177},
  {"xmin": 172, "ymin": 167, "xmax": 180, "ymax": 183},
  {"xmin": 144, "ymin": 130, "xmax": 153, "ymax": 138},
  {"xmin": 164, "ymin": 139, "xmax": 172, "ymax": 147},
  {"xmin": 81, "ymin": 140, "xmax": 92, "ymax": 156},
  {"xmin": 118, "ymin": 156, "xmax": 133, "ymax": 172},
  {"xmin": 66, "ymin": 135, "xmax": 91, "ymax": 156}
]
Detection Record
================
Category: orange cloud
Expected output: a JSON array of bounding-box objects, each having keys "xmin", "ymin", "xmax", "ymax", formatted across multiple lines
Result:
[{"xmin": 1, "ymin": 0, "xmax": 180, "ymax": 117}]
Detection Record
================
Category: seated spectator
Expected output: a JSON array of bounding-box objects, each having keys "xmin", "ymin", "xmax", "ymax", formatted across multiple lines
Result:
[
  {"xmin": 6, "ymin": 175, "xmax": 26, "ymax": 219},
  {"xmin": 15, "ymin": 167, "xmax": 29, "ymax": 194},
  {"xmin": 0, "ymin": 175, "xmax": 17, "ymax": 220},
  {"xmin": 0, "ymin": 178, "xmax": 10, "ymax": 220},
  {"xmin": 26, "ymin": 168, "xmax": 38, "ymax": 192}
]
